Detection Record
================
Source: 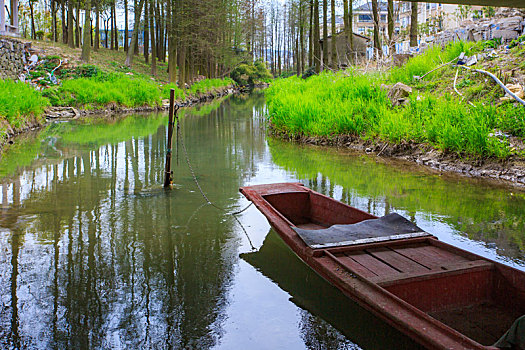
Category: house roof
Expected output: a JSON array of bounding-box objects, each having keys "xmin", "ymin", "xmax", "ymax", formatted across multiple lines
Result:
[{"xmin": 319, "ymin": 31, "xmax": 371, "ymax": 43}]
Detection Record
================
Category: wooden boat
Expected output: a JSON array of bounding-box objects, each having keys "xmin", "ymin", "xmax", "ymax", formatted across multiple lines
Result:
[{"xmin": 239, "ymin": 183, "xmax": 525, "ymax": 350}]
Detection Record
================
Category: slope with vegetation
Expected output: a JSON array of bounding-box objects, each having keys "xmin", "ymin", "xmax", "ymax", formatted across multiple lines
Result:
[
  {"xmin": 0, "ymin": 39, "xmax": 251, "ymax": 145},
  {"xmin": 267, "ymin": 40, "xmax": 525, "ymax": 160}
]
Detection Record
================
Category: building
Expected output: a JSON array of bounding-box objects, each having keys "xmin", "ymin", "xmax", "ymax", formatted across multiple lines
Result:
[
  {"xmin": 319, "ymin": 31, "xmax": 372, "ymax": 67},
  {"xmin": 353, "ymin": 2, "xmax": 484, "ymax": 37},
  {"xmin": 0, "ymin": 0, "xmax": 19, "ymax": 36}
]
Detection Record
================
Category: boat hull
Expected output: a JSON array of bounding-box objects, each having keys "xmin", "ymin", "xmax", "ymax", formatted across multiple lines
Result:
[{"xmin": 240, "ymin": 183, "xmax": 525, "ymax": 350}]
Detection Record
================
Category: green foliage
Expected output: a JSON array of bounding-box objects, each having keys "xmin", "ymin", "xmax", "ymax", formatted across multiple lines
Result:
[
  {"xmin": 0, "ymin": 80, "xmax": 48, "ymax": 127},
  {"xmin": 267, "ymin": 70, "xmax": 517, "ymax": 158},
  {"xmin": 44, "ymin": 73, "xmax": 162, "ymax": 108},
  {"xmin": 389, "ymin": 41, "xmax": 478, "ymax": 84},
  {"xmin": 231, "ymin": 60, "xmax": 272, "ymax": 86},
  {"xmin": 161, "ymin": 83, "xmax": 186, "ymax": 100}
]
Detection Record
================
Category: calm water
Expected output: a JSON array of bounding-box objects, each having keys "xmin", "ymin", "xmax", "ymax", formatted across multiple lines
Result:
[{"xmin": 0, "ymin": 93, "xmax": 524, "ymax": 349}]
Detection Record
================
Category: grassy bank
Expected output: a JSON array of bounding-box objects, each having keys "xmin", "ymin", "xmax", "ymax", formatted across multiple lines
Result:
[
  {"xmin": 0, "ymin": 79, "xmax": 49, "ymax": 130},
  {"xmin": 44, "ymin": 74, "xmax": 235, "ymax": 108},
  {"xmin": 0, "ymin": 73, "xmax": 235, "ymax": 143},
  {"xmin": 267, "ymin": 41, "xmax": 525, "ymax": 158}
]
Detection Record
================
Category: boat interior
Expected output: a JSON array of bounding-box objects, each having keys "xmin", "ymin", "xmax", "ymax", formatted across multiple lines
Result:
[{"xmin": 262, "ymin": 190, "xmax": 525, "ymax": 345}]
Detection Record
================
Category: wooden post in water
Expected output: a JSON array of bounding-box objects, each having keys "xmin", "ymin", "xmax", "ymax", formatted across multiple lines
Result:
[{"xmin": 164, "ymin": 89, "xmax": 176, "ymax": 187}]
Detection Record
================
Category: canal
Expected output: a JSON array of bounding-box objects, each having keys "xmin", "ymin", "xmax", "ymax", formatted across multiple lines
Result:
[{"xmin": 0, "ymin": 92, "xmax": 524, "ymax": 349}]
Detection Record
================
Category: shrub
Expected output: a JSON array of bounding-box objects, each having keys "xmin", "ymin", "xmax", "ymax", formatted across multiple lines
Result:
[{"xmin": 231, "ymin": 60, "xmax": 272, "ymax": 86}]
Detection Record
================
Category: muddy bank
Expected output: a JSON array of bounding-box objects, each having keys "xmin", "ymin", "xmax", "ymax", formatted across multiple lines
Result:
[
  {"xmin": 272, "ymin": 131, "xmax": 525, "ymax": 188},
  {"xmin": 0, "ymin": 86, "xmax": 239, "ymax": 155}
]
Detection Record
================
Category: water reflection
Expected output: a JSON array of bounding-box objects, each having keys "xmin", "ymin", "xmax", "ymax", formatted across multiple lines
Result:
[
  {"xmin": 0, "ymin": 91, "xmax": 524, "ymax": 349},
  {"xmin": 0, "ymin": 94, "xmax": 270, "ymax": 349}
]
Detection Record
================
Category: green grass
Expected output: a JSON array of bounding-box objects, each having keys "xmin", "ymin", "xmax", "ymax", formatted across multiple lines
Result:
[
  {"xmin": 161, "ymin": 83, "xmax": 186, "ymax": 100},
  {"xmin": 267, "ymin": 41, "xmax": 525, "ymax": 159},
  {"xmin": 0, "ymin": 80, "xmax": 49, "ymax": 128},
  {"xmin": 43, "ymin": 73, "xmax": 162, "ymax": 108},
  {"xmin": 267, "ymin": 70, "xmax": 522, "ymax": 158},
  {"xmin": 42, "ymin": 74, "xmax": 235, "ymax": 108},
  {"xmin": 388, "ymin": 41, "xmax": 479, "ymax": 84}
]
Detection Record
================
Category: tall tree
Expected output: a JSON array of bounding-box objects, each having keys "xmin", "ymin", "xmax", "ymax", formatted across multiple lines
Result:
[
  {"xmin": 410, "ymin": 2, "xmax": 418, "ymax": 47},
  {"xmin": 387, "ymin": 0, "xmax": 394, "ymax": 43},
  {"xmin": 143, "ymin": 0, "xmax": 149, "ymax": 62},
  {"xmin": 313, "ymin": 0, "xmax": 320, "ymax": 73},
  {"xmin": 322, "ymin": 0, "xmax": 327, "ymax": 69},
  {"xmin": 125, "ymin": 0, "xmax": 146, "ymax": 66},
  {"xmin": 308, "ymin": 0, "xmax": 313, "ymax": 67},
  {"xmin": 94, "ymin": 0, "xmax": 100, "ymax": 51},
  {"xmin": 81, "ymin": 0, "xmax": 92, "ymax": 62},
  {"xmin": 330, "ymin": 0, "xmax": 335, "ymax": 68},
  {"xmin": 123, "ymin": 0, "xmax": 129, "ymax": 51},
  {"xmin": 149, "ymin": 0, "xmax": 156, "ymax": 75},
  {"xmin": 67, "ymin": 0, "xmax": 74, "ymax": 48},
  {"xmin": 61, "ymin": 0, "xmax": 67, "ymax": 43},
  {"xmin": 371, "ymin": 0, "xmax": 382, "ymax": 59},
  {"xmin": 348, "ymin": 0, "xmax": 353, "ymax": 56}
]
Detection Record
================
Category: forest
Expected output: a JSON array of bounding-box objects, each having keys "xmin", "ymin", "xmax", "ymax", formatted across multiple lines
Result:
[{"xmin": 14, "ymin": 0, "xmax": 418, "ymax": 81}]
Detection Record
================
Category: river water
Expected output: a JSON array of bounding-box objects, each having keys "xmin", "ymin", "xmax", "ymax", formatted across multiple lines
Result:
[{"xmin": 0, "ymin": 92, "xmax": 524, "ymax": 349}]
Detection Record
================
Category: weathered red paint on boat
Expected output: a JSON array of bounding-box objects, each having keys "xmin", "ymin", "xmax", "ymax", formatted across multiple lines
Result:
[{"xmin": 240, "ymin": 183, "xmax": 525, "ymax": 350}]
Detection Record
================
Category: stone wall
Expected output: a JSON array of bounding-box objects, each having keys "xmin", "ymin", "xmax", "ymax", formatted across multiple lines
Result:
[
  {"xmin": 434, "ymin": 8, "xmax": 525, "ymax": 47},
  {"xmin": 0, "ymin": 37, "xmax": 30, "ymax": 80}
]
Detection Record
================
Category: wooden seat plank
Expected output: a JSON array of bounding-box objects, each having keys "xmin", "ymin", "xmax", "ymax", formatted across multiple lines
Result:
[
  {"xmin": 392, "ymin": 243, "xmax": 469, "ymax": 270},
  {"xmin": 366, "ymin": 247, "xmax": 430, "ymax": 273},
  {"xmin": 335, "ymin": 253, "xmax": 378, "ymax": 278},
  {"xmin": 346, "ymin": 251, "xmax": 400, "ymax": 276}
]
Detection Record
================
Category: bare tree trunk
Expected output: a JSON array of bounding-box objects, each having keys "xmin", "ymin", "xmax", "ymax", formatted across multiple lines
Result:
[
  {"xmin": 94, "ymin": 3, "xmax": 99, "ymax": 51},
  {"xmin": 61, "ymin": 0, "xmax": 67, "ymax": 43},
  {"xmin": 113, "ymin": 2, "xmax": 118, "ymax": 50},
  {"xmin": 149, "ymin": 0, "xmax": 156, "ymax": 75},
  {"xmin": 371, "ymin": 0, "xmax": 382, "ymax": 59},
  {"xmin": 75, "ymin": 2, "xmax": 80, "ymax": 47},
  {"xmin": 308, "ymin": 0, "xmax": 313, "ymax": 67},
  {"xmin": 330, "ymin": 0, "xmax": 336, "ymax": 69},
  {"xmin": 51, "ymin": 0, "xmax": 57, "ymax": 41},
  {"xmin": 67, "ymin": 0, "xmax": 74, "ymax": 47},
  {"xmin": 144, "ymin": 0, "xmax": 149, "ymax": 63},
  {"xmin": 299, "ymin": 1, "xmax": 304, "ymax": 74},
  {"xmin": 410, "ymin": 2, "xmax": 418, "ymax": 47},
  {"xmin": 29, "ymin": 0, "xmax": 36, "ymax": 39},
  {"xmin": 81, "ymin": 0, "xmax": 91, "ymax": 62},
  {"xmin": 313, "ymin": 0, "xmax": 320, "ymax": 73},
  {"xmin": 343, "ymin": 0, "xmax": 351, "ymax": 64},
  {"xmin": 125, "ymin": 0, "xmax": 146, "ymax": 67},
  {"xmin": 322, "ymin": 0, "xmax": 327, "ymax": 70},
  {"xmin": 387, "ymin": 0, "xmax": 394, "ymax": 42},
  {"xmin": 124, "ymin": 0, "xmax": 129, "ymax": 51},
  {"xmin": 348, "ymin": 0, "xmax": 353, "ymax": 54}
]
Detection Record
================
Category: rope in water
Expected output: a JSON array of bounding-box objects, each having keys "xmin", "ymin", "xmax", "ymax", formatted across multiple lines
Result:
[{"xmin": 176, "ymin": 120, "xmax": 256, "ymax": 250}]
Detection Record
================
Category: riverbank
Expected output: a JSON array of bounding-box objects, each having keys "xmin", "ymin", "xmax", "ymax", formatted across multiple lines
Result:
[
  {"xmin": 0, "ymin": 38, "xmax": 276, "ymax": 155},
  {"xmin": 267, "ymin": 40, "xmax": 525, "ymax": 187},
  {"xmin": 0, "ymin": 80, "xmax": 240, "ymax": 154}
]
